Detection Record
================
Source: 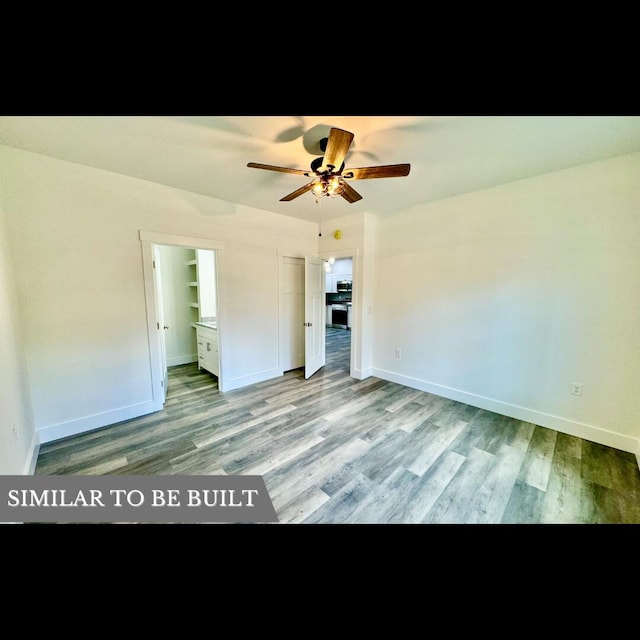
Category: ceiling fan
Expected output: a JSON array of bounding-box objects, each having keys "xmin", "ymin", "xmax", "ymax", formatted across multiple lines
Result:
[{"xmin": 247, "ymin": 127, "xmax": 411, "ymax": 204}]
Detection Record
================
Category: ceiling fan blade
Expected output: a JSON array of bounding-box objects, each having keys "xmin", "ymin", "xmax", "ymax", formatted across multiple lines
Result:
[
  {"xmin": 247, "ymin": 162, "xmax": 309, "ymax": 176},
  {"xmin": 280, "ymin": 182, "xmax": 315, "ymax": 202},
  {"xmin": 340, "ymin": 182, "xmax": 362, "ymax": 203},
  {"xmin": 343, "ymin": 164, "xmax": 411, "ymax": 180},
  {"xmin": 319, "ymin": 128, "xmax": 354, "ymax": 173}
]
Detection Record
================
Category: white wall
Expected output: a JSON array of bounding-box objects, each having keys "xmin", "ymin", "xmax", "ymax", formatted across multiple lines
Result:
[
  {"xmin": 0, "ymin": 175, "xmax": 37, "ymax": 474},
  {"xmin": 157, "ymin": 245, "xmax": 197, "ymax": 366},
  {"xmin": 373, "ymin": 153, "xmax": 640, "ymax": 454},
  {"xmin": 0, "ymin": 145, "xmax": 317, "ymax": 445}
]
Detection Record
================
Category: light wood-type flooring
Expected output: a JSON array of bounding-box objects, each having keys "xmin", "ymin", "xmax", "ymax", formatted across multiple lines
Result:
[{"xmin": 36, "ymin": 328, "xmax": 640, "ymax": 524}]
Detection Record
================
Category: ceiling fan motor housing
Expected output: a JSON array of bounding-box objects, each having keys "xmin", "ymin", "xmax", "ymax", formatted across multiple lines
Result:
[{"xmin": 311, "ymin": 156, "xmax": 345, "ymax": 174}]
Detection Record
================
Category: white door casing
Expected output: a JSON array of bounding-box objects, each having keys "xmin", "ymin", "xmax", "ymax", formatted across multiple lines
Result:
[{"xmin": 304, "ymin": 256, "xmax": 325, "ymax": 379}]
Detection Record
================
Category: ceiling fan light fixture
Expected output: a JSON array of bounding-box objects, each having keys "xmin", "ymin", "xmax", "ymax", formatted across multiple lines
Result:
[{"xmin": 310, "ymin": 175, "xmax": 345, "ymax": 202}]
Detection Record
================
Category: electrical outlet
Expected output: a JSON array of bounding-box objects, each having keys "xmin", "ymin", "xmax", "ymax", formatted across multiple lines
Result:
[
  {"xmin": 570, "ymin": 383, "xmax": 583, "ymax": 396},
  {"xmin": 394, "ymin": 348, "xmax": 401, "ymax": 358}
]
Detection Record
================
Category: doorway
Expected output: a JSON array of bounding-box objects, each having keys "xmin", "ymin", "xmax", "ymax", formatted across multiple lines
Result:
[
  {"xmin": 323, "ymin": 254, "xmax": 353, "ymax": 376},
  {"xmin": 278, "ymin": 249, "xmax": 357, "ymax": 381},
  {"xmin": 279, "ymin": 255, "xmax": 326, "ymax": 380},
  {"xmin": 280, "ymin": 257, "xmax": 305, "ymax": 373},
  {"xmin": 154, "ymin": 244, "xmax": 218, "ymax": 400},
  {"xmin": 139, "ymin": 230, "xmax": 224, "ymax": 410}
]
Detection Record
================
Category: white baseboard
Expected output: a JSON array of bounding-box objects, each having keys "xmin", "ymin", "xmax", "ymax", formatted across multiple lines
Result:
[
  {"xmin": 24, "ymin": 432, "xmax": 40, "ymax": 475},
  {"xmin": 36, "ymin": 399, "xmax": 162, "ymax": 445},
  {"xmin": 166, "ymin": 354, "xmax": 197, "ymax": 367},
  {"xmin": 373, "ymin": 367, "xmax": 640, "ymax": 456},
  {"xmin": 220, "ymin": 367, "xmax": 281, "ymax": 392},
  {"xmin": 352, "ymin": 367, "xmax": 373, "ymax": 380}
]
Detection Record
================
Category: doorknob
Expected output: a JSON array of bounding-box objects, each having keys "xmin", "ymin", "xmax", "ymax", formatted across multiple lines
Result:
[
  {"xmin": 304, "ymin": 322, "xmax": 313, "ymax": 327},
  {"xmin": 163, "ymin": 325, "xmax": 170, "ymax": 330}
]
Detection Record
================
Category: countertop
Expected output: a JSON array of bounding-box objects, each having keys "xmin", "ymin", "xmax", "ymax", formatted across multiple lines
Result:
[{"xmin": 195, "ymin": 321, "xmax": 217, "ymax": 330}]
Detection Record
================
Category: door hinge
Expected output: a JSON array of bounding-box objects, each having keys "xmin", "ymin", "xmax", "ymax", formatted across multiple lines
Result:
[
  {"xmin": 157, "ymin": 322, "xmax": 160, "ymax": 329},
  {"xmin": 153, "ymin": 260, "xmax": 156, "ymax": 269},
  {"xmin": 161, "ymin": 380, "xmax": 164, "ymax": 387}
]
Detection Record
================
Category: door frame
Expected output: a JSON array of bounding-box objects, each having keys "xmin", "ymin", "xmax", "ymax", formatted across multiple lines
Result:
[
  {"xmin": 139, "ymin": 230, "xmax": 225, "ymax": 409},
  {"xmin": 319, "ymin": 247, "xmax": 360, "ymax": 378}
]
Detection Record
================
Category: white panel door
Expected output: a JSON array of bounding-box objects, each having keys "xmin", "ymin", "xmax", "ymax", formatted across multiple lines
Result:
[
  {"xmin": 281, "ymin": 257, "xmax": 305, "ymax": 372},
  {"xmin": 153, "ymin": 246, "xmax": 168, "ymax": 402},
  {"xmin": 305, "ymin": 256, "xmax": 325, "ymax": 379}
]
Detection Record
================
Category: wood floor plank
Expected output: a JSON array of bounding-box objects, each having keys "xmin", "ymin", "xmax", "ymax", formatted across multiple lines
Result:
[
  {"xmin": 392, "ymin": 400, "xmax": 447, "ymax": 434},
  {"xmin": 172, "ymin": 414, "xmax": 297, "ymax": 475},
  {"xmin": 384, "ymin": 450, "xmax": 466, "ymax": 523},
  {"xmin": 352, "ymin": 429, "xmax": 415, "ymax": 483},
  {"xmin": 554, "ymin": 431, "xmax": 583, "ymax": 460},
  {"xmin": 405, "ymin": 418, "xmax": 468, "ymax": 477},
  {"xmin": 463, "ymin": 443, "xmax": 527, "ymax": 524},
  {"xmin": 192, "ymin": 404, "xmax": 298, "ymax": 448},
  {"xmin": 274, "ymin": 486, "xmax": 331, "ymax": 524},
  {"xmin": 46, "ymin": 458, "xmax": 121, "ymax": 476},
  {"xmin": 500, "ymin": 479, "xmax": 545, "ymax": 524},
  {"xmin": 339, "ymin": 467, "xmax": 419, "ymax": 524},
  {"xmin": 540, "ymin": 450, "xmax": 584, "ymax": 524},
  {"xmin": 228, "ymin": 430, "xmax": 325, "ymax": 477},
  {"xmin": 383, "ymin": 388, "xmax": 424, "ymax": 413},
  {"xmin": 264, "ymin": 436, "xmax": 371, "ymax": 506},
  {"xmin": 450, "ymin": 409, "xmax": 516, "ymax": 457},
  {"xmin": 301, "ymin": 473, "xmax": 377, "ymax": 524},
  {"xmin": 322, "ymin": 386, "xmax": 397, "ymax": 424},
  {"xmin": 582, "ymin": 440, "xmax": 640, "ymax": 493},
  {"xmin": 580, "ymin": 481, "xmax": 640, "ymax": 524},
  {"xmin": 422, "ymin": 447, "xmax": 496, "ymax": 524},
  {"xmin": 508, "ymin": 420, "xmax": 537, "ymax": 452},
  {"xmin": 518, "ymin": 425, "xmax": 558, "ymax": 492}
]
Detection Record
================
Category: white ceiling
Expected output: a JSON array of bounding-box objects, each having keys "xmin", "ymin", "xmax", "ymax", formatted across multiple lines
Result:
[{"xmin": 1, "ymin": 114, "xmax": 639, "ymax": 223}]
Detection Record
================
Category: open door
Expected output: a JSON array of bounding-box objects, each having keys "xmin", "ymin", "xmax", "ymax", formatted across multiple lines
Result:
[
  {"xmin": 304, "ymin": 256, "xmax": 325, "ymax": 379},
  {"xmin": 153, "ymin": 246, "xmax": 169, "ymax": 402}
]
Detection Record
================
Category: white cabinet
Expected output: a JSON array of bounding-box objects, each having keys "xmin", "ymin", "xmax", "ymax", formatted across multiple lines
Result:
[{"xmin": 196, "ymin": 325, "xmax": 219, "ymax": 377}]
